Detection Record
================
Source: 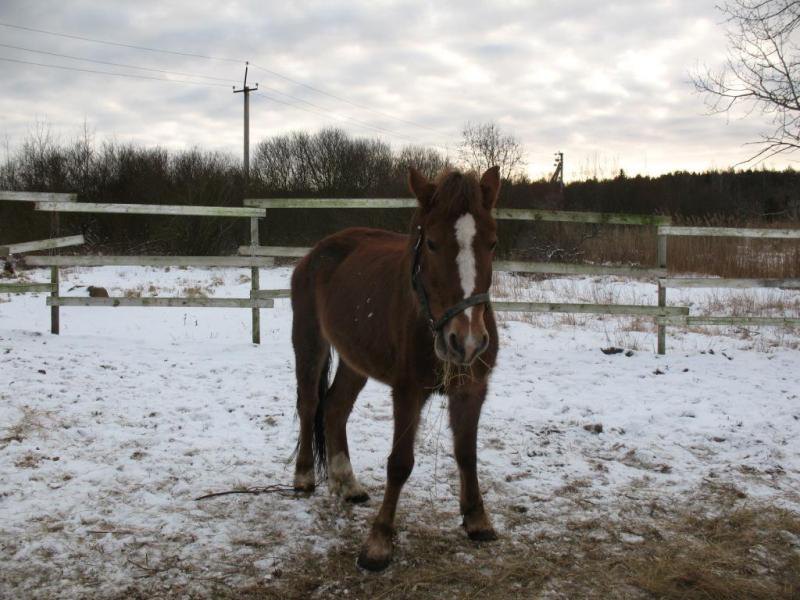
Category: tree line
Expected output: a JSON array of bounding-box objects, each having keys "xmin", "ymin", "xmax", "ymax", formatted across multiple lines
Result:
[{"xmin": 1, "ymin": 126, "xmax": 798, "ymax": 258}]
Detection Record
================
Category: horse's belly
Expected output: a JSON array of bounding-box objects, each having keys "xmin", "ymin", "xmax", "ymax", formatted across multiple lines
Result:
[{"xmin": 317, "ymin": 264, "xmax": 397, "ymax": 384}]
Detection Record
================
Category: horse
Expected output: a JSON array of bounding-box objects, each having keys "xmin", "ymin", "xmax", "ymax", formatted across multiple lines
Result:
[{"xmin": 290, "ymin": 166, "xmax": 501, "ymax": 571}]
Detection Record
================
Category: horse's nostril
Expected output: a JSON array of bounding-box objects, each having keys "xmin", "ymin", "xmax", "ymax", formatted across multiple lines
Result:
[
  {"xmin": 448, "ymin": 332, "xmax": 463, "ymax": 356},
  {"xmin": 480, "ymin": 334, "xmax": 489, "ymax": 352}
]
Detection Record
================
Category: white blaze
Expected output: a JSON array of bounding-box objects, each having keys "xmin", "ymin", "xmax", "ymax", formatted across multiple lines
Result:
[{"xmin": 454, "ymin": 213, "xmax": 477, "ymax": 320}]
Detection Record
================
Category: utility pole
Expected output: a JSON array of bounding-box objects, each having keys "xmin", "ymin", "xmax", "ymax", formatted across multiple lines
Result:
[
  {"xmin": 550, "ymin": 151, "xmax": 564, "ymax": 193},
  {"xmin": 233, "ymin": 62, "xmax": 258, "ymax": 183},
  {"xmin": 234, "ymin": 63, "xmax": 261, "ymax": 344}
]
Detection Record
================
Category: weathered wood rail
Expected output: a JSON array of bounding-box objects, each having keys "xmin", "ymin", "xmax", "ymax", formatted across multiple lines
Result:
[
  {"xmin": 0, "ymin": 191, "xmax": 77, "ymax": 202},
  {"xmin": 1, "ymin": 235, "xmax": 85, "ymax": 257}
]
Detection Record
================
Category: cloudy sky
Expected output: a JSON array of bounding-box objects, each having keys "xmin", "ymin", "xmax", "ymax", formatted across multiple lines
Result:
[{"xmin": 0, "ymin": 1, "xmax": 790, "ymax": 179}]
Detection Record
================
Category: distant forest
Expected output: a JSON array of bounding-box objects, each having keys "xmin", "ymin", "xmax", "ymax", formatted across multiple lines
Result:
[{"xmin": 1, "ymin": 129, "xmax": 798, "ymax": 277}]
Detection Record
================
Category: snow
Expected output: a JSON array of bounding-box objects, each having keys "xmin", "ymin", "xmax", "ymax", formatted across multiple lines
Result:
[{"xmin": 1, "ymin": 266, "xmax": 799, "ymax": 597}]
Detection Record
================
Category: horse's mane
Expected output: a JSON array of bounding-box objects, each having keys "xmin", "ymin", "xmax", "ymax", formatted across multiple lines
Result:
[{"xmin": 431, "ymin": 170, "xmax": 482, "ymax": 216}]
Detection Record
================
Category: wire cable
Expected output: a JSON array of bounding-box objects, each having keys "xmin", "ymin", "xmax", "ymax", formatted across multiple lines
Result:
[
  {"xmin": 0, "ymin": 42, "xmax": 238, "ymax": 84},
  {"xmin": 249, "ymin": 61, "xmax": 455, "ymax": 140},
  {"xmin": 0, "ymin": 22, "xmax": 242, "ymax": 64},
  {"xmin": 0, "ymin": 21, "xmax": 458, "ymax": 144},
  {"xmin": 0, "ymin": 56, "xmax": 232, "ymax": 87}
]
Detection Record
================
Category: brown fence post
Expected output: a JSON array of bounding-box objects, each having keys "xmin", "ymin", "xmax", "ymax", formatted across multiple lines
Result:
[
  {"xmin": 50, "ymin": 212, "xmax": 60, "ymax": 335},
  {"xmin": 657, "ymin": 232, "xmax": 667, "ymax": 355},
  {"xmin": 250, "ymin": 216, "xmax": 261, "ymax": 344}
]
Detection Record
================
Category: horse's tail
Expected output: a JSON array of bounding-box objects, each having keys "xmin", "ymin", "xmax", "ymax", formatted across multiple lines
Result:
[{"xmin": 312, "ymin": 350, "xmax": 332, "ymax": 477}]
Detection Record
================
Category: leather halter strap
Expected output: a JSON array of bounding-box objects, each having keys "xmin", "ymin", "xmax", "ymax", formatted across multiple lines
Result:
[{"xmin": 411, "ymin": 225, "xmax": 491, "ymax": 332}]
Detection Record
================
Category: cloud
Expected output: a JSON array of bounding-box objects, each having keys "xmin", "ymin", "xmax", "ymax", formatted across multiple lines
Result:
[{"xmin": 0, "ymin": 0, "xmax": 790, "ymax": 177}]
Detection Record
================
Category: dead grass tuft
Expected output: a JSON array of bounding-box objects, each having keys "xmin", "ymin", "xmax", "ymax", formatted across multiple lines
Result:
[{"xmin": 241, "ymin": 494, "xmax": 800, "ymax": 600}]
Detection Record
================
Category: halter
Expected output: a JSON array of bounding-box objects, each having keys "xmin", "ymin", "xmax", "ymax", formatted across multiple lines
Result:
[{"xmin": 411, "ymin": 225, "xmax": 492, "ymax": 332}]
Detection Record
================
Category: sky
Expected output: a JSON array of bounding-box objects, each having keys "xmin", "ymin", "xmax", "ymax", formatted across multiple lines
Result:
[{"xmin": 0, "ymin": 0, "xmax": 793, "ymax": 180}]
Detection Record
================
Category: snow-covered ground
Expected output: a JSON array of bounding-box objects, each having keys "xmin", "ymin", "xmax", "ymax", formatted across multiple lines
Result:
[{"xmin": 1, "ymin": 267, "xmax": 799, "ymax": 598}]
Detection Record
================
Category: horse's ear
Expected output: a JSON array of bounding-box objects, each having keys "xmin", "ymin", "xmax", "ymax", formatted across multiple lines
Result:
[
  {"xmin": 480, "ymin": 166, "xmax": 501, "ymax": 209},
  {"xmin": 408, "ymin": 167, "xmax": 436, "ymax": 210}
]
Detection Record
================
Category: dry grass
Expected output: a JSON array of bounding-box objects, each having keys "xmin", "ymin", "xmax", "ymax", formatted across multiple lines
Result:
[{"xmin": 202, "ymin": 490, "xmax": 800, "ymax": 600}]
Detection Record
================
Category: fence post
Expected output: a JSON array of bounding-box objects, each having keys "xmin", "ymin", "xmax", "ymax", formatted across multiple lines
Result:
[
  {"xmin": 50, "ymin": 212, "xmax": 60, "ymax": 335},
  {"xmin": 657, "ymin": 231, "xmax": 667, "ymax": 354},
  {"xmin": 250, "ymin": 216, "xmax": 261, "ymax": 344}
]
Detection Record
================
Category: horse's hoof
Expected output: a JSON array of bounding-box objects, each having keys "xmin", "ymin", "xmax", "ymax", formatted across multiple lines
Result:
[
  {"xmin": 345, "ymin": 491, "xmax": 370, "ymax": 504},
  {"xmin": 467, "ymin": 528, "xmax": 498, "ymax": 542},
  {"xmin": 357, "ymin": 548, "xmax": 391, "ymax": 572},
  {"xmin": 293, "ymin": 471, "xmax": 315, "ymax": 493}
]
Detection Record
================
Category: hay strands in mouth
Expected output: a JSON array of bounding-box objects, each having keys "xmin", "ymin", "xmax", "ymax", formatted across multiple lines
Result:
[{"xmin": 194, "ymin": 484, "xmax": 297, "ymax": 501}]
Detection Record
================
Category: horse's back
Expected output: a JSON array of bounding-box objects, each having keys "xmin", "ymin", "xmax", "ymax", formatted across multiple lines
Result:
[
  {"xmin": 291, "ymin": 227, "xmax": 409, "ymax": 382},
  {"xmin": 292, "ymin": 227, "xmax": 407, "ymax": 286}
]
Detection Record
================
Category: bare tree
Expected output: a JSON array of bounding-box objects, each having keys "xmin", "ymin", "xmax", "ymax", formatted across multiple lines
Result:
[
  {"xmin": 693, "ymin": 1, "xmax": 800, "ymax": 163},
  {"xmin": 458, "ymin": 122, "xmax": 525, "ymax": 179}
]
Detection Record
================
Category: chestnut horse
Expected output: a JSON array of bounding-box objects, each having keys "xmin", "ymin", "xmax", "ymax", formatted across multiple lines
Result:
[{"xmin": 290, "ymin": 166, "xmax": 501, "ymax": 571}]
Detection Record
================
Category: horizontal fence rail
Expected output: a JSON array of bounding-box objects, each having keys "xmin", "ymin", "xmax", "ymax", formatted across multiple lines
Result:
[
  {"xmin": 0, "ymin": 191, "xmax": 77, "ymax": 202},
  {"xmin": 237, "ymin": 246, "xmax": 668, "ymax": 279},
  {"xmin": 0, "ymin": 282, "xmax": 53, "ymax": 293},
  {"xmin": 658, "ymin": 226, "xmax": 800, "ymax": 239},
  {"xmin": 656, "ymin": 316, "xmax": 800, "ymax": 327},
  {"xmin": 660, "ymin": 277, "xmax": 800, "ymax": 289},
  {"xmin": 239, "ymin": 245, "xmax": 308, "ymax": 258},
  {"xmin": 249, "ymin": 289, "xmax": 689, "ymax": 317},
  {"xmin": 47, "ymin": 297, "xmax": 273, "ymax": 308},
  {"xmin": 494, "ymin": 261, "xmax": 666, "ymax": 278},
  {"xmin": 0, "ymin": 234, "xmax": 85, "ymax": 257},
  {"xmin": 35, "ymin": 202, "xmax": 266, "ymax": 218},
  {"xmin": 491, "ymin": 302, "xmax": 689, "ymax": 316},
  {"xmin": 23, "ymin": 255, "xmax": 275, "ymax": 268},
  {"xmin": 244, "ymin": 198, "xmax": 673, "ymax": 225}
]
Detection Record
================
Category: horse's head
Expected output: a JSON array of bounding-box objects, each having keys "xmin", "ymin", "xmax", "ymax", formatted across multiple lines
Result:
[{"xmin": 408, "ymin": 166, "xmax": 500, "ymax": 366}]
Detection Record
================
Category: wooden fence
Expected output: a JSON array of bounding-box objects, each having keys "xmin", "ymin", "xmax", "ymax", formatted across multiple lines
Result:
[
  {"xmin": 241, "ymin": 198, "xmax": 688, "ymax": 352},
  {"xmin": 3, "ymin": 192, "xmax": 798, "ymax": 353},
  {"xmin": 1, "ymin": 191, "xmax": 270, "ymax": 342},
  {"xmin": 240, "ymin": 198, "xmax": 799, "ymax": 354},
  {"xmin": 655, "ymin": 226, "xmax": 800, "ymax": 333}
]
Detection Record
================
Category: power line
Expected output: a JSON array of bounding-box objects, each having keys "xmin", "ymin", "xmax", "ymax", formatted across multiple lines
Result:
[
  {"xmin": 254, "ymin": 82, "xmax": 456, "ymax": 150},
  {"xmin": 0, "ymin": 20, "xmax": 458, "ymax": 144},
  {"xmin": 0, "ymin": 43, "xmax": 238, "ymax": 84},
  {"xmin": 248, "ymin": 62, "xmax": 454, "ymax": 140},
  {"xmin": 0, "ymin": 56, "xmax": 232, "ymax": 87},
  {"xmin": 0, "ymin": 22, "xmax": 242, "ymax": 64}
]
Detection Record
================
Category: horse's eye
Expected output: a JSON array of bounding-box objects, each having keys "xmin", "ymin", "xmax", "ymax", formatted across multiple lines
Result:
[{"xmin": 426, "ymin": 239, "xmax": 437, "ymax": 252}]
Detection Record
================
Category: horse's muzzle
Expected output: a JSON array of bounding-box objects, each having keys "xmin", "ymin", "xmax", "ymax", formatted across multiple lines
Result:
[{"xmin": 435, "ymin": 328, "xmax": 489, "ymax": 366}]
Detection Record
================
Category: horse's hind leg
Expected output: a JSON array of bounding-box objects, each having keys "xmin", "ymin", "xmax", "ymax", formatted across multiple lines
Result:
[
  {"xmin": 325, "ymin": 360, "xmax": 368, "ymax": 502},
  {"xmin": 291, "ymin": 285, "xmax": 329, "ymax": 492}
]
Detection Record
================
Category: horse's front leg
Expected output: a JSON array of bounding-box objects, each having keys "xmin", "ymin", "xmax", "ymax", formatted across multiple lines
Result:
[
  {"xmin": 448, "ymin": 380, "xmax": 497, "ymax": 541},
  {"xmin": 357, "ymin": 386, "xmax": 423, "ymax": 571}
]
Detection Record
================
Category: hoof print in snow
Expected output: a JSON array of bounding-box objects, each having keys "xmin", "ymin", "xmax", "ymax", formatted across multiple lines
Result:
[
  {"xmin": 37, "ymin": 369, "xmax": 46, "ymax": 375},
  {"xmin": 601, "ymin": 347, "xmax": 624, "ymax": 355},
  {"xmin": 583, "ymin": 423, "xmax": 603, "ymax": 434},
  {"xmin": 653, "ymin": 368, "xmax": 665, "ymax": 375},
  {"xmin": 625, "ymin": 350, "xmax": 634, "ymax": 357}
]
